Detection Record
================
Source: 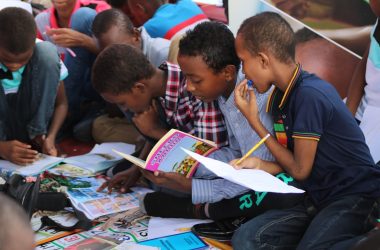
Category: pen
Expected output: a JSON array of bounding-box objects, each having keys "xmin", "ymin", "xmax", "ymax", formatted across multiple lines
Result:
[
  {"xmin": 247, "ymin": 79, "xmax": 254, "ymax": 89},
  {"xmin": 236, "ymin": 133, "xmax": 271, "ymax": 165}
]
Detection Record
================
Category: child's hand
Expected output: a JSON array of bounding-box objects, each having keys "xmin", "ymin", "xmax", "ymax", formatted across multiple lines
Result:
[
  {"xmin": 230, "ymin": 157, "xmax": 262, "ymax": 170},
  {"xmin": 46, "ymin": 28, "xmax": 85, "ymax": 48},
  {"xmin": 42, "ymin": 136, "xmax": 58, "ymax": 156},
  {"xmin": 133, "ymin": 100, "xmax": 166, "ymax": 139},
  {"xmin": 140, "ymin": 169, "xmax": 192, "ymax": 193},
  {"xmin": 0, "ymin": 140, "xmax": 39, "ymax": 165},
  {"xmin": 234, "ymin": 80, "xmax": 260, "ymax": 121},
  {"xmin": 97, "ymin": 165, "xmax": 141, "ymax": 194}
]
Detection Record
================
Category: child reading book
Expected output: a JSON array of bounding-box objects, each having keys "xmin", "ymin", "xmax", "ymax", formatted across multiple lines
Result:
[
  {"xmin": 231, "ymin": 12, "xmax": 380, "ymax": 249},
  {"xmin": 0, "ymin": 7, "xmax": 68, "ymax": 165},
  {"xmin": 92, "ymin": 44, "xmax": 228, "ymax": 193},
  {"xmin": 138, "ymin": 21, "xmax": 303, "ymax": 241}
]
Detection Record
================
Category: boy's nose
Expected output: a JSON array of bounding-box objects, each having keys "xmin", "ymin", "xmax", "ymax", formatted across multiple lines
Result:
[{"xmin": 186, "ymin": 82, "xmax": 196, "ymax": 93}]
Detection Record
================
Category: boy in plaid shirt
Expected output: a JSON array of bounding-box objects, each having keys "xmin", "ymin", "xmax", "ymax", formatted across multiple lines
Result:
[{"xmin": 92, "ymin": 44, "xmax": 227, "ymax": 194}]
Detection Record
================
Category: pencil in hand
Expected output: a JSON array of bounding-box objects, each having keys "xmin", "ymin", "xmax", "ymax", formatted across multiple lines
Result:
[{"xmin": 235, "ymin": 133, "xmax": 271, "ymax": 165}]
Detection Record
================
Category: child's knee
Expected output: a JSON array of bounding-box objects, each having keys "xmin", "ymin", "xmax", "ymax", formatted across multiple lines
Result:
[{"xmin": 33, "ymin": 42, "xmax": 60, "ymax": 69}]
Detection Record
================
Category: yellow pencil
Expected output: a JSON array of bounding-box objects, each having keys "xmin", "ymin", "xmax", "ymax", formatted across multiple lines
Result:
[
  {"xmin": 236, "ymin": 133, "xmax": 271, "ymax": 165},
  {"xmin": 202, "ymin": 237, "xmax": 233, "ymax": 250}
]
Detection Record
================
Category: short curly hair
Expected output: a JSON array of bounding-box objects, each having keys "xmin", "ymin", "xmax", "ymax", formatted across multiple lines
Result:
[
  {"xmin": 179, "ymin": 21, "xmax": 240, "ymax": 73},
  {"xmin": 92, "ymin": 9, "xmax": 134, "ymax": 38},
  {"xmin": 92, "ymin": 44, "xmax": 155, "ymax": 94},
  {"xmin": 238, "ymin": 12, "xmax": 295, "ymax": 64},
  {"xmin": 0, "ymin": 7, "xmax": 36, "ymax": 54}
]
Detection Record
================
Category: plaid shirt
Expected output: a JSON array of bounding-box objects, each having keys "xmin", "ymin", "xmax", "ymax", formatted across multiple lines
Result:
[{"xmin": 158, "ymin": 62, "xmax": 228, "ymax": 147}]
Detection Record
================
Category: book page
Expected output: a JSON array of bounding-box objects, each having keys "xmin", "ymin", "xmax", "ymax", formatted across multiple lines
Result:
[
  {"xmin": 0, "ymin": 154, "xmax": 63, "ymax": 176},
  {"xmin": 112, "ymin": 150, "xmax": 146, "ymax": 168},
  {"xmin": 145, "ymin": 130, "xmax": 216, "ymax": 177},
  {"xmin": 183, "ymin": 149, "xmax": 305, "ymax": 194},
  {"xmin": 65, "ymin": 142, "xmax": 135, "ymax": 173}
]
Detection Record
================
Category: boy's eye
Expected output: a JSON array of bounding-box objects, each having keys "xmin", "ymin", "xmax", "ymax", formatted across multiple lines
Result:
[{"xmin": 191, "ymin": 79, "xmax": 202, "ymax": 84}]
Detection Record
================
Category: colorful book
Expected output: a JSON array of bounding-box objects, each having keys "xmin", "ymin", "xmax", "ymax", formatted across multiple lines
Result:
[
  {"xmin": 113, "ymin": 129, "xmax": 217, "ymax": 178},
  {"xmin": 138, "ymin": 232, "xmax": 208, "ymax": 250}
]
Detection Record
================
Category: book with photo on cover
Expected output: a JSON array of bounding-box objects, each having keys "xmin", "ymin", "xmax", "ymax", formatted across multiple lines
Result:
[{"xmin": 113, "ymin": 129, "xmax": 217, "ymax": 178}]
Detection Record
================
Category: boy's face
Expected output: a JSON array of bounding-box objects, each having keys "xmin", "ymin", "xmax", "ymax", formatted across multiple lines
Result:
[
  {"xmin": 178, "ymin": 54, "xmax": 230, "ymax": 102},
  {"xmin": 235, "ymin": 34, "xmax": 272, "ymax": 94},
  {"xmin": 100, "ymin": 83, "xmax": 151, "ymax": 114},
  {"xmin": 127, "ymin": 0, "xmax": 151, "ymax": 27},
  {"xmin": 370, "ymin": 0, "xmax": 380, "ymax": 17},
  {"xmin": 97, "ymin": 26, "xmax": 140, "ymax": 51},
  {"xmin": 52, "ymin": 0, "xmax": 76, "ymax": 11},
  {"xmin": 0, "ymin": 47, "xmax": 33, "ymax": 72}
]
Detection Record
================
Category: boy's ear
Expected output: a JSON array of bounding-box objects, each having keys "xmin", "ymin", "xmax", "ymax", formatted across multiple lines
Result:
[
  {"xmin": 223, "ymin": 65, "xmax": 236, "ymax": 82},
  {"xmin": 131, "ymin": 27, "xmax": 142, "ymax": 45},
  {"xmin": 132, "ymin": 82, "xmax": 147, "ymax": 94},
  {"xmin": 258, "ymin": 52, "xmax": 270, "ymax": 69}
]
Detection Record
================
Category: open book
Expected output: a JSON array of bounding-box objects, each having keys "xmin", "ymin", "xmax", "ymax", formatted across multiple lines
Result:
[
  {"xmin": 63, "ymin": 142, "xmax": 135, "ymax": 174},
  {"xmin": 0, "ymin": 142, "xmax": 135, "ymax": 176},
  {"xmin": 114, "ymin": 129, "xmax": 217, "ymax": 178}
]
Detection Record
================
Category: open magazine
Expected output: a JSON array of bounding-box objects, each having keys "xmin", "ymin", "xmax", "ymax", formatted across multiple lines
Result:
[
  {"xmin": 113, "ymin": 129, "xmax": 217, "ymax": 178},
  {"xmin": 0, "ymin": 142, "xmax": 135, "ymax": 176},
  {"xmin": 64, "ymin": 142, "xmax": 135, "ymax": 174},
  {"xmin": 66, "ymin": 178, "xmax": 152, "ymax": 220}
]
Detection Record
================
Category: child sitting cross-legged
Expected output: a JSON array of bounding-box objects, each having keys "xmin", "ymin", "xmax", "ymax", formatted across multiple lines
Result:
[{"xmin": 0, "ymin": 7, "xmax": 68, "ymax": 165}]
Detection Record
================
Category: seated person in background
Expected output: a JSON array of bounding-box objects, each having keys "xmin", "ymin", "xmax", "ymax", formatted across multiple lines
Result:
[
  {"xmin": 35, "ymin": 0, "xmax": 110, "ymax": 142},
  {"xmin": 231, "ymin": 12, "xmax": 380, "ymax": 249},
  {"xmin": 138, "ymin": 22, "xmax": 303, "ymax": 240},
  {"xmin": 92, "ymin": 44, "xmax": 228, "ymax": 193},
  {"xmin": 127, "ymin": 0, "xmax": 208, "ymax": 40},
  {"xmin": 0, "ymin": 7, "xmax": 68, "ymax": 165},
  {"xmin": 90, "ymin": 8, "xmax": 174, "ymax": 148},
  {"xmin": 295, "ymin": 27, "xmax": 360, "ymax": 98},
  {"xmin": 346, "ymin": 0, "xmax": 380, "ymax": 164},
  {"xmin": 0, "ymin": 193, "xmax": 35, "ymax": 250}
]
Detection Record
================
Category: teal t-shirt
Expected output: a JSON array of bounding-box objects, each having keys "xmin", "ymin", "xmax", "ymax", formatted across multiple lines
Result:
[{"xmin": 0, "ymin": 61, "xmax": 68, "ymax": 95}]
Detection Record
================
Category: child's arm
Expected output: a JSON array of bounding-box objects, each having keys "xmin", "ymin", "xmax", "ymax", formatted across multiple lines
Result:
[
  {"xmin": 0, "ymin": 141, "xmax": 39, "ymax": 165},
  {"xmin": 46, "ymin": 28, "xmax": 99, "ymax": 54},
  {"xmin": 132, "ymin": 101, "xmax": 169, "ymax": 140},
  {"xmin": 42, "ymin": 82, "xmax": 68, "ymax": 156},
  {"xmin": 234, "ymin": 82, "xmax": 317, "ymax": 181},
  {"xmin": 346, "ymin": 45, "xmax": 370, "ymax": 116}
]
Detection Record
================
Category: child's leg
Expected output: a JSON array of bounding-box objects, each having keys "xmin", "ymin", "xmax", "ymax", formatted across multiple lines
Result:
[
  {"xmin": 207, "ymin": 191, "xmax": 304, "ymax": 220},
  {"xmin": 6, "ymin": 42, "xmax": 60, "ymax": 142},
  {"xmin": 64, "ymin": 7, "xmax": 98, "ymax": 115},
  {"xmin": 231, "ymin": 204, "xmax": 310, "ymax": 250},
  {"xmin": 297, "ymin": 195, "xmax": 378, "ymax": 250}
]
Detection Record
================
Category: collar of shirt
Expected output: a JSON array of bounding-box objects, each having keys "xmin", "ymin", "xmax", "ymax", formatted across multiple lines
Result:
[
  {"xmin": 49, "ymin": 0, "xmax": 81, "ymax": 28},
  {"xmin": 0, "ymin": 63, "xmax": 26, "ymax": 94},
  {"xmin": 266, "ymin": 63, "xmax": 302, "ymax": 114},
  {"xmin": 158, "ymin": 61, "xmax": 190, "ymax": 112},
  {"xmin": 140, "ymin": 27, "xmax": 150, "ymax": 56}
]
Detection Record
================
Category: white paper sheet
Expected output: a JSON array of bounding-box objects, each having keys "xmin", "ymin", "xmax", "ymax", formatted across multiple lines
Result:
[
  {"xmin": 182, "ymin": 148, "xmax": 305, "ymax": 194},
  {"xmin": 193, "ymin": 0, "xmax": 223, "ymax": 6},
  {"xmin": 148, "ymin": 217, "xmax": 212, "ymax": 240},
  {"xmin": 360, "ymin": 105, "xmax": 380, "ymax": 163}
]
